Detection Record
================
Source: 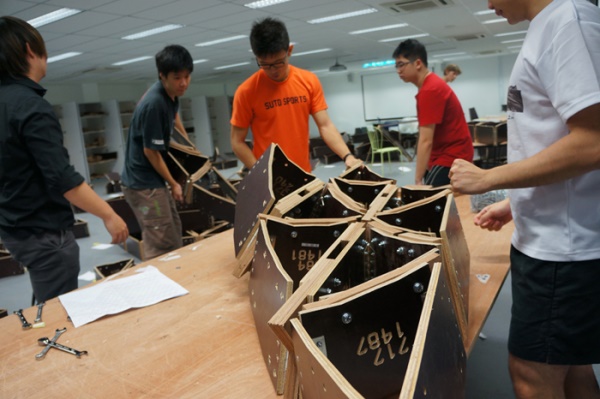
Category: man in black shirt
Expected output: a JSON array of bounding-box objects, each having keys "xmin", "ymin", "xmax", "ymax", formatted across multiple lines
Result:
[{"xmin": 0, "ymin": 16, "xmax": 128, "ymax": 303}]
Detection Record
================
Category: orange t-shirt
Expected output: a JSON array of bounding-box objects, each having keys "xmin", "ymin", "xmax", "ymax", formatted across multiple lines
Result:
[{"xmin": 230, "ymin": 65, "xmax": 328, "ymax": 171}]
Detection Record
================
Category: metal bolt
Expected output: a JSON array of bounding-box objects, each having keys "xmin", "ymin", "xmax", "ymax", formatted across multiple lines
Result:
[
  {"xmin": 408, "ymin": 248, "xmax": 415, "ymax": 257},
  {"xmin": 341, "ymin": 312, "xmax": 353, "ymax": 324},
  {"xmin": 342, "ymin": 210, "xmax": 349, "ymax": 216},
  {"xmin": 332, "ymin": 278, "xmax": 342, "ymax": 287},
  {"xmin": 413, "ymin": 282, "xmax": 424, "ymax": 293},
  {"xmin": 397, "ymin": 246, "xmax": 405, "ymax": 255},
  {"xmin": 291, "ymin": 231, "xmax": 298, "ymax": 238},
  {"xmin": 374, "ymin": 189, "xmax": 379, "ymax": 195},
  {"xmin": 333, "ymin": 230, "xmax": 340, "ymax": 238},
  {"xmin": 395, "ymin": 218, "xmax": 402, "ymax": 226},
  {"xmin": 434, "ymin": 205, "xmax": 442, "ymax": 213},
  {"xmin": 347, "ymin": 187, "xmax": 353, "ymax": 193}
]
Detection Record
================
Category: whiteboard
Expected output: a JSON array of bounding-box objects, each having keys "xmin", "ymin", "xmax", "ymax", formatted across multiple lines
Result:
[{"xmin": 361, "ymin": 71, "xmax": 418, "ymax": 121}]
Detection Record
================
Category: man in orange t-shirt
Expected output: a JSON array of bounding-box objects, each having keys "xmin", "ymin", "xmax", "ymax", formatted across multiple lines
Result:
[{"xmin": 230, "ymin": 17, "xmax": 357, "ymax": 172}]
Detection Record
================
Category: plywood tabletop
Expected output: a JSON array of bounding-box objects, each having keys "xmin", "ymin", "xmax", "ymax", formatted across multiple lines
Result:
[{"xmin": 0, "ymin": 195, "xmax": 512, "ymax": 398}]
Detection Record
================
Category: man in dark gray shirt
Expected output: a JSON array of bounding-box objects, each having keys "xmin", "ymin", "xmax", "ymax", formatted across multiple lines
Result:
[{"xmin": 121, "ymin": 45, "xmax": 193, "ymax": 259}]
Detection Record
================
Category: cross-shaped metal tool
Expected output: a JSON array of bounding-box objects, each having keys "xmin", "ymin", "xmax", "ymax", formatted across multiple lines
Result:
[{"xmin": 35, "ymin": 328, "xmax": 88, "ymax": 360}]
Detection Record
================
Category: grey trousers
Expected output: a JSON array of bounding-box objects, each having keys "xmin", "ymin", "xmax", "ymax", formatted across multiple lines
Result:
[{"xmin": 1, "ymin": 229, "xmax": 79, "ymax": 303}]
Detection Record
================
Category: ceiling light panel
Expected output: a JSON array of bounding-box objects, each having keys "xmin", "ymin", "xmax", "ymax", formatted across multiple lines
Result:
[
  {"xmin": 121, "ymin": 24, "xmax": 184, "ymax": 40},
  {"xmin": 482, "ymin": 18, "xmax": 506, "ymax": 24},
  {"xmin": 47, "ymin": 51, "xmax": 82, "ymax": 63},
  {"xmin": 112, "ymin": 56, "xmax": 153, "ymax": 66},
  {"xmin": 494, "ymin": 30, "xmax": 527, "ymax": 37},
  {"xmin": 214, "ymin": 62, "xmax": 251, "ymax": 70},
  {"xmin": 27, "ymin": 8, "xmax": 82, "ymax": 28},
  {"xmin": 349, "ymin": 24, "xmax": 408, "ymax": 35},
  {"xmin": 292, "ymin": 48, "xmax": 332, "ymax": 56},
  {"xmin": 244, "ymin": 0, "xmax": 292, "ymax": 9},
  {"xmin": 196, "ymin": 35, "xmax": 248, "ymax": 47},
  {"xmin": 307, "ymin": 8, "xmax": 378, "ymax": 24},
  {"xmin": 379, "ymin": 33, "xmax": 430, "ymax": 43}
]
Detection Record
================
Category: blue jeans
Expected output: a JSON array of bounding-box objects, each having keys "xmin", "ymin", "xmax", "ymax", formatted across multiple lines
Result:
[{"xmin": 1, "ymin": 229, "xmax": 80, "ymax": 303}]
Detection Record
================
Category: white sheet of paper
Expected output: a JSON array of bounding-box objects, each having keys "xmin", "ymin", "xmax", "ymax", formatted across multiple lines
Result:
[{"xmin": 59, "ymin": 266, "xmax": 188, "ymax": 328}]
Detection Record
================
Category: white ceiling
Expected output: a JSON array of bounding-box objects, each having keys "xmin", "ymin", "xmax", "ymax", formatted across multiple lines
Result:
[{"xmin": 2, "ymin": 0, "xmax": 530, "ymax": 85}]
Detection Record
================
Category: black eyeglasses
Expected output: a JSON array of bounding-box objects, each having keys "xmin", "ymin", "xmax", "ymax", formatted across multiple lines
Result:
[
  {"xmin": 395, "ymin": 60, "xmax": 414, "ymax": 69},
  {"xmin": 256, "ymin": 56, "xmax": 288, "ymax": 70}
]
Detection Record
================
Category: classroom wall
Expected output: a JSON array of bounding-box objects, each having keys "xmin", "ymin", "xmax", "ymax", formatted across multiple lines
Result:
[
  {"xmin": 44, "ymin": 52, "xmax": 518, "ymax": 138},
  {"xmin": 315, "ymin": 52, "xmax": 518, "ymax": 138}
]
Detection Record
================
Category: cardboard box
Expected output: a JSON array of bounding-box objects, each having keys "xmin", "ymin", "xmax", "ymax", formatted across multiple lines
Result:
[
  {"xmin": 94, "ymin": 258, "xmax": 135, "ymax": 280},
  {"xmin": 73, "ymin": 218, "xmax": 90, "ymax": 238},
  {"xmin": 474, "ymin": 121, "xmax": 507, "ymax": 145}
]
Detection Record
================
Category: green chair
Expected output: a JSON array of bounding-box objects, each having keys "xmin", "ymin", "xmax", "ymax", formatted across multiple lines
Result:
[{"xmin": 367, "ymin": 127, "xmax": 403, "ymax": 164}]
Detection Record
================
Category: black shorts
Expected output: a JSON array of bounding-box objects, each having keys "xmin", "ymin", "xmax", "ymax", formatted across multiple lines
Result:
[
  {"xmin": 508, "ymin": 246, "xmax": 600, "ymax": 365},
  {"xmin": 424, "ymin": 165, "xmax": 450, "ymax": 187}
]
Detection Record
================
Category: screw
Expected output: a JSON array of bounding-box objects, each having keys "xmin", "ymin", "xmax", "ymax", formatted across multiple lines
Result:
[
  {"xmin": 341, "ymin": 312, "xmax": 353, "ymax": 324},
  {"xmin": 413, "ymin": 282, "xmax": 424, "ymax": 293}
]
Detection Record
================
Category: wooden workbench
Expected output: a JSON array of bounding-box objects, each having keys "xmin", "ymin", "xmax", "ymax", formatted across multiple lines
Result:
[{"xmin": 0, "ymin": 195, "xmax": 512, "ymax": 398}]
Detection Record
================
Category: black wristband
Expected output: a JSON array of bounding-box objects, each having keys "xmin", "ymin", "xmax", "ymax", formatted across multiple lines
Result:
[{"xmin": 343, "ymin": 152, "xmax": 353, "ymax": 162}]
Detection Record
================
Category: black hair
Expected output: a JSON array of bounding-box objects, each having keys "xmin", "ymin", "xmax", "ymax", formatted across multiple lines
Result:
[
  {"xmin": 0, "ymin": 16, "xmax": 47, "ymax": 80},
  {"xmin": 155, "ymin": 44, "xmax": 193, "ymax": 79},
  {"xmin": 392, "ymin": 39, "xmax": 428, "ymax": 67},
  {"xmin": 250, "ymin": 17, "xmax": 290, "ymax": 58}
]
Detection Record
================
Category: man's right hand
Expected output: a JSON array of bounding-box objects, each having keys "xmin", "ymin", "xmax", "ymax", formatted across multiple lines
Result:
[
  {"xmin": 104, "ymin": 214, "xmax": 129, "ymax": 244},
  {"xmin": 171, "ymin": 182, "xmax": 184, "ymax": 203}
]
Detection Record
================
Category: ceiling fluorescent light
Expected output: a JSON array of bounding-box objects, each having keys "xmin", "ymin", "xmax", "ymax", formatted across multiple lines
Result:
[
  {"xmin": 47, "ymin": 52, "xmax": 82, "ymax": 63},
  {"xmin": 244, "ymin": 0, "xmax": 292, "ymax": 9},
  {"xmin": 122, "ymin": 24, "xmax": 184, "ymax": 40},
  {"xmin": 501, "ymin": 38, "xmax": 525, "ymax": 44},
  {"xmin": 196, "ymin": 35, "xmax": 247, "ymax": 47},
  {"xmin": 214, "ymin": 61, "xmax": 251, "ymax": 70},
  {"xmin": 292, "ymin": 48, "xmax": 332, "ymax": 56},
  {"xmin": 308, "ymin": 8, "xmax": 377, "ymax": 24},
  {"xmin": 349, "ymin": 23, "xmax": 408, "ymax": 35},
  {"xmin": 28, "ymin": 8, "xmax": 81, "ymax": 28},
  {"xmin": 494, "ymin": 30, "xmax": 527, "ymax": 37},
  {"xmin": 482, "ymin": 18, "xmax": 506, "ymax": 24},
  {"xmin": 193, "ymin": 59, "xmax": 208, "ymax": 64},
  {"xmin": 433, "ymin": 52, "xmax": 466, "ymax": 57},
  {"xmin": 112, "ymin": 56, "xmax": 153, "ymax": 66},
  {"xmin": 379, "ymin": 33, "xmax": 429, "ymax": 43},
  {"xmin": 473, "ymin": 10, "xmax": 495, "ymax": 15}
]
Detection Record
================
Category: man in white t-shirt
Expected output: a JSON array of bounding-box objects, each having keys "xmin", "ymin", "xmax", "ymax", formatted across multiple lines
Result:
[{"xmin": 450, "ymin": 0, "xmax": 600, "ymax": 398}]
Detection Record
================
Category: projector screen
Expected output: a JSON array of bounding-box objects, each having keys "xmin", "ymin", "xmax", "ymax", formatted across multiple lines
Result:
[{"xmin": 361, "ymin": 71, "xmax": 418, "ymax": 122}]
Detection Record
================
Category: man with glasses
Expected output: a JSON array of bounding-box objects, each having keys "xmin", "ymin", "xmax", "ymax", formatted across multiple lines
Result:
[
  {"xmin": 392, "ymin": 39, "xmax": 473, "ymax": 186},
  {"xmin": 230, "ymin": 17, "xmax": 357, "ymax": 172}
]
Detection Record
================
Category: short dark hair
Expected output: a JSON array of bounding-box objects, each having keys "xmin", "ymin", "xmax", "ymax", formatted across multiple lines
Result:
[
  {"xmin": 155, "ymin": 44, "xmax": 193, "ymax": 79},
  {"xmin": 250, "ymin": 17, "xmax": 290, "ymax": 58},
  {"xmin": 392, "ymin": 39, "xmax": 428, "ymax": 68},
  {"xmin": 0, "ymin": 16, "xmax": 47, "ymax": 80}
]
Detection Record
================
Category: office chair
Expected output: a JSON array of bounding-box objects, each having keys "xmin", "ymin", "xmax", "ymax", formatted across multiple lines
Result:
[
  {"xmin": 469, "ymin": 107, "xmax": 479, "ymax": 121},
  {"xmin": 367, "ymin": 127, "xmax": 402, "ymax": 164}
]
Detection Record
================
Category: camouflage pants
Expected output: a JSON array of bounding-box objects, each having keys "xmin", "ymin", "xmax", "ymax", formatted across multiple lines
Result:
[{"xmin": 122, "ymin": 186, "xmax": 182, "ymax": 260}]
